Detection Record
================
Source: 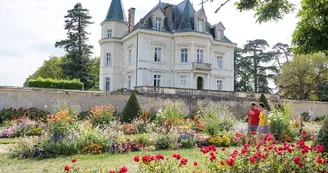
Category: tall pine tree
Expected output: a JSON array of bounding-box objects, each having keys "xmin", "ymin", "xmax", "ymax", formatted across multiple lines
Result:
[
  {"xmin": 243, "ymin": 39, "xmax": 276, "ymax": 93},
  {"xmin": 55, "ymin": 3, "xmax": 94, "ymax": 89}
]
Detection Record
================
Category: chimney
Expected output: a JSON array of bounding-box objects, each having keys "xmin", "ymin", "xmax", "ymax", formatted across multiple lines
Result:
[
  {"xmin": 128, "ymin": 8, "xmax": 136, "ymax": 33},
  {"xmin": 164, "ymin": 5, "xmax": 172, "ymax": 29}
]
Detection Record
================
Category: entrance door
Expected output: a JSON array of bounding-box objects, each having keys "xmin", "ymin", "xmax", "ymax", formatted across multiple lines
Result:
[{"xmin": 197, "ymin": 77, "xmax": 203, "ymax": 90}]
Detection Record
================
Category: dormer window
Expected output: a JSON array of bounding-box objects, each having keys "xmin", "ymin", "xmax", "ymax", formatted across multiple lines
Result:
[
  {"xmin": 107, "ymin": 29, "xmax": 112, "ymax": 38},
  {"xmin": 217, "ymin": 29, "xmax": 222, "ymax": 40},
  {"xmin": 198, "ymin": 19, "xmax": 204, "ymax": 32},
  {"xmin": 155, "ymin": 18, "xmax": 161, "ymax": 31}
]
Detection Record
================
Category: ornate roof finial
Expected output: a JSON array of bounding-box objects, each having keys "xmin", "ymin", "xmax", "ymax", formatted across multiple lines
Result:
[{"xmin": 200, "ymin": 0, "xmax": 205, "ymax": 9}]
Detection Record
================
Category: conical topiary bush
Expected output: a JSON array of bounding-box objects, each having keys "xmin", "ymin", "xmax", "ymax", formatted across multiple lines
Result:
[
  {"xmin": 121, "ymin": 91, "xmax": 142, "ymax": 123},
  {"xmin": 313, "ymin": 116, "xmax": 328, "ymax": 152},
  {"xmin": 258, "ymin": 93, "xmax": 271, "ymax": 111}
]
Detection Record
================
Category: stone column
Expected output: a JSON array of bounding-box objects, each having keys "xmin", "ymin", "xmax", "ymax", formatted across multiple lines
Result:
[{"xmin": 207, "ymin": 74, "xmax": 210, "ymax": 90}]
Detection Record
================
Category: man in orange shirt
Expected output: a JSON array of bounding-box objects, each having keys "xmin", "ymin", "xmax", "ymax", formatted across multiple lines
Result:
[{"xmin": 244, "ymin": 102, "xmax": 260, "ymax": 144}]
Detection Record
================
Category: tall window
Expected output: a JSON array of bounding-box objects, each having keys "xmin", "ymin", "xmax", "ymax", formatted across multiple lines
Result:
[
  {"xmin": 198, "ymin": 19, "xmax": 204, "ymax": 32},
  {"xmin": 105, "ymin": 77, "xmax": 110, "ymax": 91},
  {"xmin": 217, "ymin": 80, "xmax": 223, "ymax": 91},
  {"xmin": 155, "ymin": 18, "xmax": 161, "ymax": 31},
  {"xmin": 106, "ymin": 53, "xmax": 112, "ymax": 66},
  {"xmin": 181, "ymin": 49, "xmax": 188, "ymax": 63},
  {"xmin": 217, "ymin": 56, "xmax": 223, "ymax": 69},
  {"xmin": 128, "ymin": 76, "xmax": 131, "ymax": 90},
  {"xmin": 196, "ymin": 49, "xmax": 204, "ymax": 63},
  {"xmin": 180, "ymin": 75, "xmax": 187, "ymax": 88},
  {"xmin": 128, "ymin": 49, "xmax": 132, "ymax": 64},
  {"xmin": 107, "ymin": 29, "xmax": 112, "ymax": 38},
  {"xmin": 153, "ymin": 75, "xmax": 161, "ymax": 87},
  {"xmin": 154, "ymin": 47, "xmax": 162, "ymax": 62}
]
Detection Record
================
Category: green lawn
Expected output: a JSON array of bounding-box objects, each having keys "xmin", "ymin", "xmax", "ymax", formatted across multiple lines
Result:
[{"xmin": 0, "ymin": 148, "xmax": 205, "ymax": 173}]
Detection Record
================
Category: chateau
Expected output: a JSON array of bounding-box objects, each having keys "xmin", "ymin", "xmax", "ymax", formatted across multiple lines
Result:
[{"xmin": 99, "ymin": 0, "xmax": 236, "ymax": 92}]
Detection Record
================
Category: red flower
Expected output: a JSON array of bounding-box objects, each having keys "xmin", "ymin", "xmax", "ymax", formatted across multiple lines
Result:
[
  {"xmin": 317, "ymin": 156, "xmax": 327, "ymax": 164},
  {"xmin": 134, "ymin": 156, "xmax": 140, "ymax": 162},
  {"xmin": 176, "ymin": 154, "xmax": 181, "ymax": 160},
  {"xmin": 227, "ymin": 158, "xmax": 234, "ymax": 166},
  {"xmin": 155, "ymin": 154, "xmax": 164, "ymax": 160},
  {"xmin": 64, "ymin": 165, "xmax": 70, "ymax": 171},
  {"xmin": 301, "ymin": 130, "xmax": 307, "ymax": 137},
  {"xmin": 250, "ymin": 131, "xmax": 256, "ymax": 135},
  {"xmin": 194, "ymin": 162, "xmax": 198, "ymax": 166},
  {"xmin": 297, "ymin": 140, "xmax": 305, "ymax": 148},
  {"xmin": 119, "ymin": 166, "xmax": 128, "ymax": 173},
  {"xmin": 249, "ymin": 157, "xmax": 256, "ymax": 163},
  {"xmin": 220, "ymin": 161, "xmax": 225, "ymax": 166},
  {"xmin": 72, "ymin": 158, "xmax": 77, "ymax": 163},
  {"xmin": 221, "ymin": 148, "xmax": 226, "ymax": 151},
  {"xmin": 241, "ymin": 148, "xmax": 248, "ymax": 154},
  {"xmin": 180, "ymin": 158, "xmax": 188, "ymax": 165},
  {"xmin": 210, "ymin": 154, "xmax": 216, "ymax": 161},
  {"xmin": 150, "ymin": 155, "xmax": 155, "ymax": 161},
  {"xmin": 109, "ymin": 171, "xmax": 116, "ymax": 173},
  {"xmin": 293, "ymin": 156, "xmax": 301, "ymax": 163},
  {"xmin": 314, "ymin": 145, "xmax": 325, "ymax": 153}
]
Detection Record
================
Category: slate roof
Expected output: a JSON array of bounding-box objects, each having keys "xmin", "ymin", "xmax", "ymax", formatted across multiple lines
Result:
[
  {"xmin": 104, "ymin": 0, "xmax": 127, "ymax": 22},
  {"xmin": 132, "ymin": 0, "xmax": 232, "ymax": 43}
]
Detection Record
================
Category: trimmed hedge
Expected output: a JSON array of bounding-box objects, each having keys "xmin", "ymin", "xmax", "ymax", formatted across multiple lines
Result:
[
  {"xmin": 258, "ymin": 93, "xmax": 271, "ymax": 111},
  {"xmin": 27, "ymin": 77, "xmax": 84, "ymax": 90}
]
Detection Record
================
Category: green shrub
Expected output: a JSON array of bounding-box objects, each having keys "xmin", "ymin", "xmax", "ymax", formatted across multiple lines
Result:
[
  {"xmin": 258, "ymin": 93, "xmax": 271, "ymax": 111},
  {"xmin": 78, "ymin": 111, "xmax": 90, "ymax": 120},
  {"xmin": 77, "ymin": 128, "xmax": 109, "ymax": 152},
  {"xmin": 133, "ymin": 134, "xmax": 152, "ymax": 147},
  {"xmin": 155, "ymin": 133, "xmax": 179, "ymax": 150},
  {"xmin": 0, "ymin": 107, "xmax": 49, "ymax": 124},
  {"xmin": 27, "ymin": 77, "xmax": 84, "ymax": 90},
  {"xmin": 313, "ymin": 116, "xmax": 328, "ymax": 152},
  {"xmin": 121, "ymin": 91, "xmax": 142, "ymax": 123},
  {"xmin": 199, "ymin": 103, "xmax": 236, "ymax": 136},
  {"xmin": 301, "ymin": 112, "xmax": 310, "ymax": 122},
  {"xmin": 154, "ymin": 101, "xmax": 188, "ymax": 129}
]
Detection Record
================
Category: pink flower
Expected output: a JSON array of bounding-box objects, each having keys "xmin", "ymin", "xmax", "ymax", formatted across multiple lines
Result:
[{"xmin": 227, "ymin": 158, "xmax": 234, "ymax": 166}]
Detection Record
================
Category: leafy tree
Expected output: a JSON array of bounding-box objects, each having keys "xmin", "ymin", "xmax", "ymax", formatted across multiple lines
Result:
[
  {"xmin": 55, "ymin": 3, "xmax": 94, "ymax": 89},
  {"xmin": 277, "ymin": 53, "xmax": 328, "ymax": 100},
  {"xmin": 243, "ymin": 39, "xmax": 277, "ymax": 93},
  {"xmin": 89, "ymin": 57, "xmax": 100, "ymax": 90},
  {"xmin": 292, "ymin": 0, "xmax": 328, "ymax": 54},
  {"xmin": 272, "ymin": 43, "xmax": 291, "ymax": 69},
  {"xmin": 121, "ymin": 91, "xmax": 142, "ymax": 123},
  {"xmin": 313, "ymin": 116, "xmax": 328, "ymax": 152},
  {"xmin": 258, "ymin": 93, "xmax": 271, "ymax": 111},
  {"xmin": 206, "ymin": 0, "xmax": 295, "ymax": 23},
  {"xmin": 234, "ymin": 47, "xmax": 253, "ymax": 92},
  {"xmin": 24, "ymin": 56, "xmax": 67, "ymax": 86},
  {"xmin": 317, "ymin": 82, "xmax": 328, "ymax": 101}
]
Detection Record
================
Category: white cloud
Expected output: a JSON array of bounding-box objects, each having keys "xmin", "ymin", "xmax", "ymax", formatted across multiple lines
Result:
[{"xmin": 0, "ymin": 0, "xmax": 300, "ymax": 86}]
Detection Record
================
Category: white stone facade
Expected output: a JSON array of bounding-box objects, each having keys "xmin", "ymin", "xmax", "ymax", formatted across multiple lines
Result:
[{"xmin": 99, "ymin": 0, "xmax": 236, "ymax": 92}]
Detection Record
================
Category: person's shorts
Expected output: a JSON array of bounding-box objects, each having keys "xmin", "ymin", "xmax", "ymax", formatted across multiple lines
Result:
[
  {"xmin": 257, "ymin": 126, "xmax": 270, "ymax": 134},
  {"xmin": 247, "ymin": 125, "xmax": 258, "ymax": 135}
]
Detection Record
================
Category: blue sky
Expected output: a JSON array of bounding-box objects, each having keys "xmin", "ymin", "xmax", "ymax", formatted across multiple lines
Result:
[{"xmin": 0, "ymin": 0, "xmax": 300, "ymax": 86}]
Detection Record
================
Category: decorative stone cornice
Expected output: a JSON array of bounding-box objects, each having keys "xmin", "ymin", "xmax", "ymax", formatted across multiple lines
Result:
[{"xmin": 99, "ymin": 38, "xmax": 122, "ymax": 45}]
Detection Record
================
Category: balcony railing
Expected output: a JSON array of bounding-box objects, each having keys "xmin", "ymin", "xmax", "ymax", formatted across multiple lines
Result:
[
  {"xmin": 192, "ymin": 62, "xmax": 212, "ymax": 71},
  {"xmin": 134, "ymin": 86, "xmax": 280, "ymax": 101}
]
